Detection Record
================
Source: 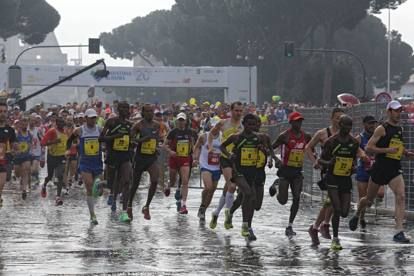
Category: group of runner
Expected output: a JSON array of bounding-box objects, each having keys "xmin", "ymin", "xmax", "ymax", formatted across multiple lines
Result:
[{"xmin": 0, "ymin": 99, "xmax": 412, "ymax": 250}]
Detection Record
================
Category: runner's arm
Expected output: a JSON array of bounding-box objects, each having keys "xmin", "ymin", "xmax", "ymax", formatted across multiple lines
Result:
[
  {"xmin": 366, "ymin": 125, "xmax": 396, "ymax": 154},
  {"xmin": 192, "ymin": 134, "xmax": 205, "ymax": 163},
  {"xmin": 220, "ymin": 134, "xmax": 236, "ymax": 159},
  {"xmin": 305, "ymin": 130, "xmax": 322, "ymax": 168}
]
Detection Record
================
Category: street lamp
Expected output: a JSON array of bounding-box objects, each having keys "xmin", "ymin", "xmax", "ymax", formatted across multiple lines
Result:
[{"xmin": 236, "ymin": 40, "xmax": 264, "ymax": 103}]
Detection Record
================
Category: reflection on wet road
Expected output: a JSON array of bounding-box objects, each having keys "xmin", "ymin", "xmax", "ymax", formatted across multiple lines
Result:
[{"xmin": 1, "ymin": 172, "xmax": 414, "ymax": 275}]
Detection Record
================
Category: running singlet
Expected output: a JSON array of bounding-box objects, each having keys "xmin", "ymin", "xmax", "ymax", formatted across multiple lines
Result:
[
  {"xmin": 47, "ymin": 129, "xmax": 67, "ymax": 157},
  {"xmin": 281, "ymin": 129, "xmax": 306, "ymax": 168},
  {"xmin": 376, "ymin": 123, "xmax": 404, "ymax": 163},
  {"xmin": 324, "ymin": 135, "xmax": 359, "ymax": 177},
  {"xmin": 357, "ymin": 131, "xmax": 374, "ymax": 171},
  {"xmin": 16, "ymin": 131, "xmax": 32, "ymax": 159},
  {"xmin": 108, "ymin": 120, "xmax": 131, "ymax": 153},
  {"xmin": 221, "ymin": 119, "xmax": 243, "ymax": 159},
  {"xmin": 167, "ymin": 128, "xmax": 194, "ymax": 158},
  {"xmin": 79, "ymin": 125, "xmax": 102, "ymax": 164},
  {"xmin": 199, "ymin": 132, "xmax": 221, "ymax": 171},
  {"xmin": 29, "ymin": 127, "xmax": 42, "ymax": 157},
  {"xmin": 137, "ymin": 124, "xmax": 160, "ymax": 156},
  {"xmin": 233, "ymin": 133, "xmax": 260, "ymax": 171},
  {"xmin": 0, "ymin": 126, "xmax": 16, "ymax": 165}
]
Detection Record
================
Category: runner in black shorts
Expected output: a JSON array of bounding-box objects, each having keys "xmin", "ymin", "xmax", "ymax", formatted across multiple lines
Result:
[
  {"xmin": 319, "ymin": 115, "xmax": 367, "ymax": 250},
  {"xmin": 349, "ymin": 100, "xmax": 414, "ymax": 243}
]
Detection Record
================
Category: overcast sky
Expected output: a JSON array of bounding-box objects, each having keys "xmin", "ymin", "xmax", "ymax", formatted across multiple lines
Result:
[{"xmin": 46, "ymin": 0, "xmax": 414, "ymax": 67}]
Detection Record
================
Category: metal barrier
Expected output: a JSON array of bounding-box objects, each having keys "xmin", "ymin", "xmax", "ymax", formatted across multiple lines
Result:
[{"xmin": 266, "ymin": 102, "xmax": 414, "ymax": 212}]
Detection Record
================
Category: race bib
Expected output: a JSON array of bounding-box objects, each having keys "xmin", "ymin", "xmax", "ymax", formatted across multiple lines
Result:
[
  {"xmin": 113, "ymin": 135, "xmax": 130, "ymax": 151},
  {"xmin": 287, "ymin": 149, "xmax": 304, "ymax": 168},
  {"xmin": 84, "ymin": 138, "xmax": 99, "ymax": 156},
  {"xmin": 19, "ymin": 142, "xmax": 29, "ymax": 153},
  {"xmin": 208, "ymin": 151, "xmax": 220, "ymax": 165},
  {"xmin": 51, "ymin": 137, "xmax": 67, "ymax": 156},
  {"xmin": 141, "ymin": 138, "xmax": 157, "ymax": 155},
  {"xmin": 176, "ymin": 140, "xmax": 190, "ymax": 157},
  {"xmin": 333, "ymin": 157, "xmax": 353, "ymax": 176},
  {"xmin": 257, "ymin": 150, "xmax": 266, "ymax": 168},
  {"xmin": 386, "ymin": 138, "xmax": 404, "ymax": 160},
  {"xmin": 240, "ymin": 147, "xmax": 257, "ymax": 167}
]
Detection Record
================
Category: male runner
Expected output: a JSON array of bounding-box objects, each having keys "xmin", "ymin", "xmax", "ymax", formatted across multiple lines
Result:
[
  {"xmin": 304, "ymin": 107, "xmax": 345, "ymax": 245},
  {"xmin": 349, "ymin": 101, "xmax": 414, "ymax": 243},
  {"xmin": 319, "ymin": 115, "xmax": 367, "ymax": 250},
  {"xmin": 129, "ymin": 104, "xmax": 161, "ymax": 220},
  {"xmin": 100, "ymin": 101, "xmax": 132, "ymax": 222},
  {"xmin": 272, "ymin": 112, "xmax": 311, "ymax": 237},
  {"xmin": 208, "ymin": 101, "xmax": 243, "ymax": 229},
  {"xmin": 67, "ymin": 108, "xmax": 103, "ymax": 224},
  {"xmin": 41, "ymin": 117, "xmax": 67, "ymax": 206}
]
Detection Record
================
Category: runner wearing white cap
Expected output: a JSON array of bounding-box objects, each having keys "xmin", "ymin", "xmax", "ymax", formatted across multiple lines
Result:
[{"xmin": 349, "ymin": 100, "xmax": 414, "ymax": 243}]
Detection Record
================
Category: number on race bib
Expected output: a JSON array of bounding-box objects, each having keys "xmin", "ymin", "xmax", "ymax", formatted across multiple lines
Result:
[
  {"xmin": 84, "ymin": 138, "xmax": 99, "ymax": 156},
  {"xmin": 386, "ymin": 138, "xmax": 404, "ymax": 160},
  {"xmin": 176, "ymin": 140, "xmax": 190, "ymax": 157},
  {"xmin": 208, "ymin": 151, "xmax": 220, "ymax": 165},
  {"xmin": 287, "ymin": 149, "xmax": 304, "ymax": 168},
  {"xmin": 141, "ymin": 139, "xmax": 157, "ymax": 155},
  {"xmin": 113, "ymin": 135, "xmax": 130, "ymax": 151},
  {"xmin": 333, "ymin": 157, "xmax": 353, "ymax": 176},
  {"xmin": 241, "ymin": 147, "xmax": 257, "ymax": 167}
]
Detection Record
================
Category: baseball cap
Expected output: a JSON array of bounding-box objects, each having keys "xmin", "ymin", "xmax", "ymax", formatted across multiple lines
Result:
[
  {"xmin": 85, "ymin": 108, "xmax": 97, "ymax": 118},
  {"xmin": 288, "ymin": 111, "xmax": 304, "ymax": 122},
  {"xmin": 387, "ymin": 100, "xmax": 402, "ymax": 110},
  {"xmin": 77, "ymin": 112, "xmax": 85, "ymax": 118},
  {"xmin": 177, "ymin": 112, "xmax": 187, "ymax": 120},
  {"xmin": 363, "ymin": 115, "xmax": 377, "ymax": 124}
]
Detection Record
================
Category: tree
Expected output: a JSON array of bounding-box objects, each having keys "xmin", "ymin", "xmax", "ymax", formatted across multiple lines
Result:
[
  {"xmin": 0, "ymin": 0, "xmax": 60, "ymax": 44},
  {"xmin": 100, "ymin": 0, "xmax": 413, "ymax": 104}
]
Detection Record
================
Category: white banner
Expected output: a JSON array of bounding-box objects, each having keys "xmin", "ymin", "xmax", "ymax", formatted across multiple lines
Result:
[{"xmin": 3, "ymin": 65, "xmax": 229, "ymax": 88}]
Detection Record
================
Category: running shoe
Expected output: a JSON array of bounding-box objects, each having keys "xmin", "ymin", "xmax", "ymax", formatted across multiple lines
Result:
[
  {"xmin": 224, "ymin": 209, "xmax": 233, "ymax": 230},
  {"xmin": 393, "ymin": 231, "xmax": 410, "ymax": 243},
  {"xmin": 107, "ymin": 194, "xmax": 114, "ymax": 206},
  {"xmin": 142, "ymin": 206, "xmax": 151, "ymax": 220},
  {"xmin": 55, "ymin": 197, "xmax": 63, "ymax": 206},
  {"xmin": 22, "ymin": 190, "xmax": 27, "ymax": 200},
  {"xmin": 269, "ymin": 179, "xmax": 279, "ymax": 197},
  {"xmin": 241, "ymin": 223, "xmax": 249, "ymax": 237},
  {"xmin": 179, "ymin": 205, "xmax": 188, "ymax": 215},
  {"xmin": 360, "ymin": 219, "xmax": 367, "ymax": 230},
  {"xmin": 111, "ymin": 201, "xmax": 117, "ymax": 212},
  {"xmin": 285, "ymin": 226, "xmax": 296, "ymax": 237},
  {"xmin": 119, "ymin": 211, "xmax": 131, "ymax": 223},
  {"xmin": 248, "ymin": 228, "xmax": 257, "ymax": 241},
  {"xmin": 92, "ymin": 179, "xmax": 103, "ymax": 198},
  {"xmin": 0, "ymin": 197, "xmax": 3, "ymax": 207},
  {"xmin": 319, "ymin": 224, "xmax": 331, "ymax": 239},
  {"xmin": 197, "ymin": 207, "xmax": 206, "ymax": 221},
  {"xmin": 90, "ymin": 215, "xmax": 98, "ymax": 225},
  {"xmin": 41, "ymin": 186, "xmax": 47, "ymax": 198},
  {"xmin": 164, "ymin": 187, "xmax": 171, "ymax": 197},
  {"xmin": 349, "ymin": 215, "xmax": 359, "ymax": 231},
  {"xmin": 331, "ymin": 238, "xmax": 343, "ymax": 251},
  {"xmin": 209, "ymin": 213, "xmax": 218, "ymax": 229},
  {"xmin": 127, "ymin": 207, "xmax": 133, "ymax": 221},
  {"xmin": 308, "ymin": 224, "xmax": 320, "ymax": 246}
]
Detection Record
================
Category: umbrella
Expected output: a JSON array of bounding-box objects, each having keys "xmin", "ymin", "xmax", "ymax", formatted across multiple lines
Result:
[{"xmin": 337, "ymin": 93, "xmax": 360, "ymax": 106}]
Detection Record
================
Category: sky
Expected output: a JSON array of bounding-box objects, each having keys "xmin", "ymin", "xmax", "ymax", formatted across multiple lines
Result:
[{"xmin": 46, "ymin": 0, "xmax": 414, "ymax": 67}]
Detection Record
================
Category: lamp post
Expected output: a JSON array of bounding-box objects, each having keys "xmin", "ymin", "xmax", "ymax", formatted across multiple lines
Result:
[{"xmin": 236, "ymin": 40, "xmax": 264, "ymax": 103}]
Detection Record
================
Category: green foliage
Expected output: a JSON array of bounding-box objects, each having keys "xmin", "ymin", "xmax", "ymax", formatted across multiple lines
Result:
[
  {"xmin": 100, "ymin": 0, "xmax": 412, "ymax": 104},
  {"xmin": 0, "ymin": 0, "xmax": 60, "ymax": 44}
]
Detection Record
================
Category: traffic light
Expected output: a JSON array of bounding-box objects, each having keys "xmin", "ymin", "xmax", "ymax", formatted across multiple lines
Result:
[
  {"xmin": 284, "ymin": 41, "xmax": 295, "ymax": 57},
  {"xmin": 88, "ymin": 38, "xmax": 100, "ymax": 54},
  {"xmin": 1, "ymin": 47, "xmax": 5, "ymax": 63}
]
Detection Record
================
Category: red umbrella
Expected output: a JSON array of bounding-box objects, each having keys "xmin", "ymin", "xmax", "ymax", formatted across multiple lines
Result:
[{"xmin": 337, "ymin": 93, "xmax": 360, "ymax": 106}]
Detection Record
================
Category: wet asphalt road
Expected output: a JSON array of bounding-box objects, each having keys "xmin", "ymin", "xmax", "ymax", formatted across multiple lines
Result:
[{"xmin": 1, "ymin": 169, "xmax": 414, "ymax": 275}]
